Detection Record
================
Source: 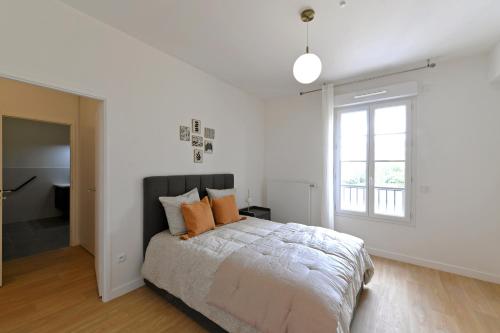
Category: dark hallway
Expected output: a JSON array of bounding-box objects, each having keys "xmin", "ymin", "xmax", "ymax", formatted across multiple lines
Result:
[{"xmin": 2, "ymin": 117, "xmax": 70, "ymax": 261}]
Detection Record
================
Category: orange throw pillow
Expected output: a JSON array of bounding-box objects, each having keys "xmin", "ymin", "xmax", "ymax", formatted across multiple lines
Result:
[
  {"xmin": 181, "ymin": 196, "xmax": 215, "ymax": 238},
  {"xmin": 211, "ymin": 194, "xmax": 244, "ymax": 225}
]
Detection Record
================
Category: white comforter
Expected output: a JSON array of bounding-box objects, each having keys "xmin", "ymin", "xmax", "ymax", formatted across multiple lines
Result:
[
  {"xmin": 142, "ymin": 218, "xmax": 373, "ymax": 333},
  {"xmin": 207, "ymin": 222, "xmax": 374, "ymax": 333}
]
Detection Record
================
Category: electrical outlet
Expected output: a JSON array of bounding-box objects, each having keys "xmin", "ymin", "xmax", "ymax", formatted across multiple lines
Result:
[{"xmin": 118, "ymin": 253, "xmax": 127, "ymax": 263}]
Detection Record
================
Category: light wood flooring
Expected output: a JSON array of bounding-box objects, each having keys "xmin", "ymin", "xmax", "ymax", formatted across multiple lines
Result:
[{"xmin": 1, "ymin": 246, "xmax": 499, "ymax": 333}]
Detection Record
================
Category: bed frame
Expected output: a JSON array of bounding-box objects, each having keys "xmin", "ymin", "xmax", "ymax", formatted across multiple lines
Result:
[
  {"xmin": 143, "ymin": 173, "xmax": 363, "ymax": 332},
  {"xmin": 143, "ymin": 174, "xmax": 234, "ymax": 332}
]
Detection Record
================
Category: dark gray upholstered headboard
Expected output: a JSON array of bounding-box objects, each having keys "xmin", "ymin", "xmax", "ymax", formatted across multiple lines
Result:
[{"xmin": 143, "ymin": 174, "xmax": 234, "ymax": 256}]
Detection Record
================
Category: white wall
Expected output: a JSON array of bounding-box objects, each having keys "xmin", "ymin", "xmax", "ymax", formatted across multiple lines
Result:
[
  {"xmin": 0, "ymin": 0, "xmax": 265, "ymax": 299},
  {"xmin": 264, "ymin": 54, "xmax": 500, "ymax": 283},
  {"xmin": 264, "ymin": 93, "xmax": 323, "ymax": 225}
]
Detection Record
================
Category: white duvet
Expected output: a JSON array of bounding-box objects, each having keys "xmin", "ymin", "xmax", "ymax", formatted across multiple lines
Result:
[{"xmin": 142, "ymin": 218, "xmax": 374, "ymax": 333}]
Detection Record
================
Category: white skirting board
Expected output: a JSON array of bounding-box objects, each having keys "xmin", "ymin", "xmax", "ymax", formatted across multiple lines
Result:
[
  {"xmin": 368, "ymin": 247, "xmax": 500, "ymax": 284},
  {"xmin": 266, "ymin": 180, "xmax": 316, "ymax": 225},
  {"xmin": 108, "ymin": 247, "xmax": 499, "ymax": 302},
  {"xmin": 108, "ymin": 277, "xmax": 145, "ymax": 301}
]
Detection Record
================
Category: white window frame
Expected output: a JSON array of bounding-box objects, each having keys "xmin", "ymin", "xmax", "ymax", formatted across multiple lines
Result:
[{"xmin": 334, "ymin": 98, "xmax": 414, "ymax": 224}]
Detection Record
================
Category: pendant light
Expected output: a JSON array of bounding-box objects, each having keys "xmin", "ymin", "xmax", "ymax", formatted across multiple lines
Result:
[{"xmin": 293, "ymin": 8, "xmax": 322, "ymax": 84}]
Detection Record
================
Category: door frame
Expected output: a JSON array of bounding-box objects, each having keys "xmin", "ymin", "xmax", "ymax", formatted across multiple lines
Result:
[{"xmin": 0, "ymin": 73, "xmax": 109, "ymax": 301}]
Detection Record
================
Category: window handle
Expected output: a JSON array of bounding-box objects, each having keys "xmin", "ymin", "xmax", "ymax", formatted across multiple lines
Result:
[{"xmin": 369, "ymin": 176, "xmax": 374, "ymax": 186}]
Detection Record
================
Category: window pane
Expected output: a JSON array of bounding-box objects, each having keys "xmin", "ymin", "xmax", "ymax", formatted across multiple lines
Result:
[
  {"xmin": 341, "ymin": 135, "xmax": 367, "ymax": 161},
  {"xmin": 374, "ymin": 188, "xmax": 405, "ymax": 217},
  {"xmin": 341, "ymin": 186, "xmax": 366, "ymax": 212},
  {"xmin": 375, "ymin": 134, "xmax": 406, "ymax": 160},
  {"xmin": 340, "ymin": 111, "xmax": 367, "ymax": 136},
  {"xmin": 374, "ymin": 105, "xmax": 406, "ymax": 134},
  {"xmin": 341, "ymin": 162, "xmax": 366, "ymax": 186},
  {"xmin": 339, "ymin": 111, "xmax": 367, "ymax": 213},
  {"xmin": 374, "ymin": 162, "xmax": 405, "ymax": 188}
]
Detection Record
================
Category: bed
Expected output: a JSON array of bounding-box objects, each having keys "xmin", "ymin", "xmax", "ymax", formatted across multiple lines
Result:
[{"xmin": 142, "ymin": 174, "xmax": 373, "ymax": 333}]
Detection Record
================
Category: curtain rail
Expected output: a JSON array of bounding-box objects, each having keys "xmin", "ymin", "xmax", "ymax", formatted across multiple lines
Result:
[{"xmin": 299, "ymin": 59, "xmax": 436, "ymax": 96}]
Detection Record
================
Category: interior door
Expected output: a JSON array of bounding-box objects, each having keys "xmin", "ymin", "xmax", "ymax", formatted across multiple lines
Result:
[
  {"xmin": 94, "ymin": 106, "xmax": 101, "ymax": 297},
  {"xmin": 80, "ymin": 115, "xmax": 94, "ymax": 255},
  {"xmin": 88, "ymin": 124, "xmax": 96, "ymax": 256},
  {"xmin": 79, "ymin": 98, "xmax": 100, "ymax": 296},
  {"xmin": 84, "ymin": 123, "xmax": 96, "ymax": 256},
  {"xmin": 87, "ymin": 115, "xmax": 99, "ymax": 295},
  {"xmin": 94, "ymin": 102, "xmax": 103, "ymax": 298}
]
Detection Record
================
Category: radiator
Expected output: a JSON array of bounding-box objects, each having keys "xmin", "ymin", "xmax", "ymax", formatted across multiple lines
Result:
[{"xmin": 266, "ymin": 180, "xmax": 316, "ymax": 225}]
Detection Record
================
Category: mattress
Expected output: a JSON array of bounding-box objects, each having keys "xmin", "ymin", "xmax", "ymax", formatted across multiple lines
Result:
[{"xmin": 142, "ymin": 218, "xmax": 368, "ymax": 332}]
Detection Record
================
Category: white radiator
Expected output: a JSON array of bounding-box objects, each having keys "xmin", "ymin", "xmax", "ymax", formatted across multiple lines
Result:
[{"xmin": 266, "ymin": 180, "xmax": 316, "ymax": 225}]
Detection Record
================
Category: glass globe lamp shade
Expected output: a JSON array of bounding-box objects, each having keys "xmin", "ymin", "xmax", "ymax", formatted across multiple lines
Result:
[{"xmin": 293, "ymin": 52, "xmax": 322, "ymax": 84}]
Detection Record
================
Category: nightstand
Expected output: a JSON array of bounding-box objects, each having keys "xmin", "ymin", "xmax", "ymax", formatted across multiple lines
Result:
[{"xmin": 239, "ymin": 206, "xmax": 271, "ymax": 220}]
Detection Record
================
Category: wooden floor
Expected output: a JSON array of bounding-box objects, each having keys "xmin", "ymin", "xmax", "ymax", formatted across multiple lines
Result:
[{"xmin": 1, "ymin": 247, "xmax": 499, "ymax": 333}]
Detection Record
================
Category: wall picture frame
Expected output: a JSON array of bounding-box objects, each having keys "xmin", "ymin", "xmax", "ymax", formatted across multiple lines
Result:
[
  {"xmin": 204, "ymin": 127, "xmax": 215, "ymax": 139},
  {"xmin": 192, "ymin": 119, "xmax": 201, "ymax": 134},
  {"xmin": 204, "ymin": 140, "xmax": 213, "ymax": 154},
  {"xmin": 193, "ymin": 149, "xmax": 203, "ymax": 163},
  {"xmin": 192, "ymin": 135, "xmax": 203, "ymax": 147},
  {"xmin": 179, "ymin": 125, "xmax": 190, "ymax": 141}
]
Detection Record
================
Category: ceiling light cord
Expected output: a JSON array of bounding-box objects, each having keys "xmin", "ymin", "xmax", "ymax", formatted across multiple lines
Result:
[
  {"xmin": 293, "ymin": 8, "xmax": 322, "ymax": 84},
  {"xmin": 306, "ymin": 22, "xmax": 309, "ymax": 53}
]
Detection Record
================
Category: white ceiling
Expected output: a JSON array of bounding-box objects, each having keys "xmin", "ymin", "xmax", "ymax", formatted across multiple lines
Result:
[{"xmin": 61, "ymin": 0, "xmax": 500, "ymax": 98}]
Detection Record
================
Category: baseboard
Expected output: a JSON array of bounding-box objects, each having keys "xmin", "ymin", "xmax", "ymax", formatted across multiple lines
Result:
[
  {"xmin": 108, "ymin": 277, "xmax": 144, "ymax": 301},
  {"xmin": 367, "ymin": 247, "xmax": 500, "ymax": 284},
  {"xmin": 106, "ymin": 250, "xmax": 499, "ymax": 301}
]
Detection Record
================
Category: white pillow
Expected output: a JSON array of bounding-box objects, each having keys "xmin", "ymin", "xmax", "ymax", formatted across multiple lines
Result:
[
  {"xmin": 206, "ymin": 187, "xmax": 236, "ymax": 200},
  {"xmin": 159, "ymin": 188, "xmax": 200, "ymax": 235}
]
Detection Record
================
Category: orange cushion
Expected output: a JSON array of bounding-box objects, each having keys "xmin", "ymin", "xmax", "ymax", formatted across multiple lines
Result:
[
  {"xmin": 211, "ymin": 194, "xmax": 244, "ymax": 225},
  {"xmin": 181, "ymin": 196, "xmax": 215, "ymax": 238}
]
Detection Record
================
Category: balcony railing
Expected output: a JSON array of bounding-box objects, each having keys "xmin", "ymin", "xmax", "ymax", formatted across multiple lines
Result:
[
  {"xmin": 340, "ymin": 185, "xmax": 366, "ymax": 212},
  {"xmin": 374, "ymin": 187, "xmax": 405, "ymax": 216},
  {"xmin": 340, "ymin": 185, "xmax": 405, "ymax": 217}
]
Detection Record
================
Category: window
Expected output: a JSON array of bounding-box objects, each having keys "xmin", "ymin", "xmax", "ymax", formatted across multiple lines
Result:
[{"xmin": 335, "ymin": 99, "xmax": 412, "ymax": 222}]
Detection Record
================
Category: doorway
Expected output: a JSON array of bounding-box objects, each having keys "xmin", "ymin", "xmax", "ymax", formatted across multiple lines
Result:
[
  {"xmin": 0, "ymin": 76, "xmax": 105, "ymax": 297},
  {"xmin": 2, "ymin": 117, "xmax": 71, "ymax": 260}
]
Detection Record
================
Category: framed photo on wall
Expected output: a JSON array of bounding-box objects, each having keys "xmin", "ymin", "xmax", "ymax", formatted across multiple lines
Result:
[
  {"xmin": 192, "ymin": 135, "xmax": 203, "ymax": 147},
  {"xmin": 179, "ymin": 125, "xmax": 190, "ymax": 141},
  {"xmin": 194, "ymin": 149, "xmax": 203, "ymax": 163},
  {"xmin": 204, "ymin": 127, "xmax": 215, "ymax": 139},
  {"xmin": 192, "ymin": 119, "xmax": 201, "ymax": 134},
  {"xmin": 204, "ymin": 140, "xmax": 213, "ymax": 154}
]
